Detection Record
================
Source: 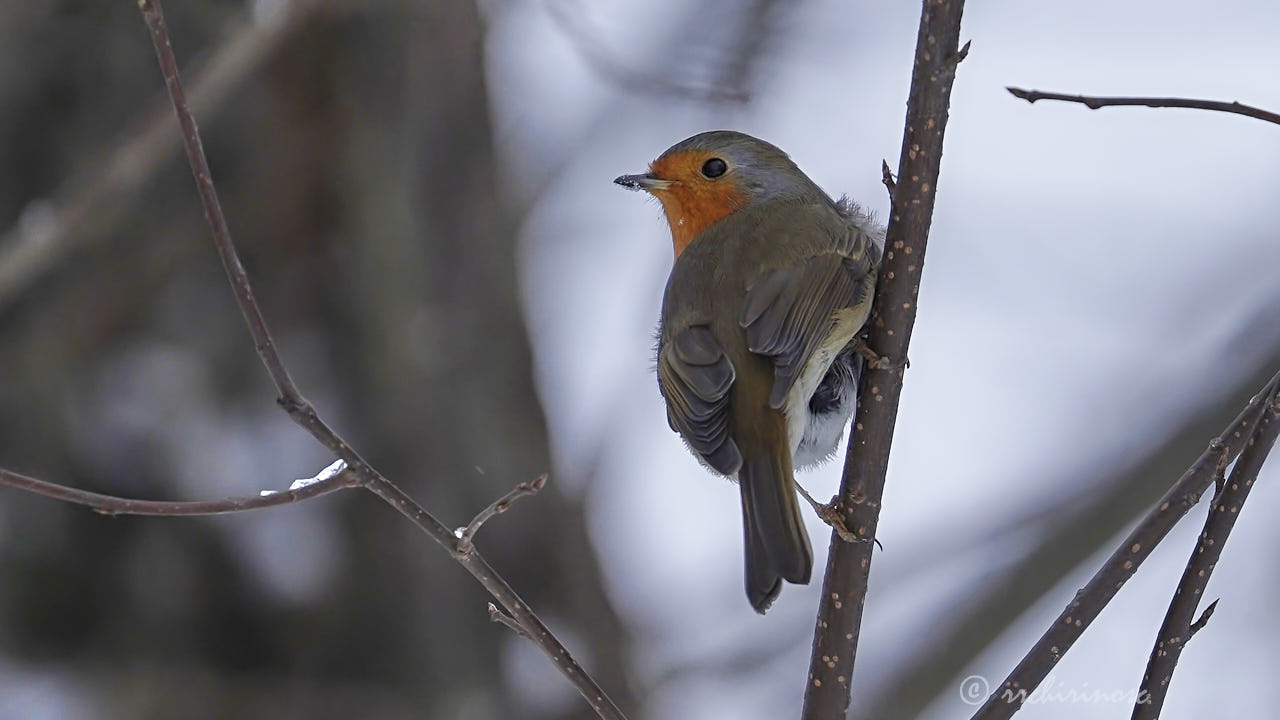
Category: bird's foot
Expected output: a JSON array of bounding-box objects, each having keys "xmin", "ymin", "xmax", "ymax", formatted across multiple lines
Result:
[
  {"xmin": 850, "ymin": 338, "xmax": 908, "ymax": 371},
  {"xmin": 795, "ymin": 482, "xmax": 877, "ymax": 546}
]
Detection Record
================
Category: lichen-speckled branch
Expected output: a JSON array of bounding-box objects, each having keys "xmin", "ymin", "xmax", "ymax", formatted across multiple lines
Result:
[
  {"xmin": 970, "ymin": 370, "xmax": 1280, "ymax": 720},
  {"xmin": 801, "ymin": 1, "xmax": 968, "ymax": 717},
  {"xmin": 1132, "ymin": 384, "xmax": 1280, "ymax": 719}
]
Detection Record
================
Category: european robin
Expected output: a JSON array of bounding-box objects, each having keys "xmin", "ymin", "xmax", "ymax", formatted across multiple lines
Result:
[{"xmin": 615, "ymin": 131, "xmax": 883, "ymax": 612}]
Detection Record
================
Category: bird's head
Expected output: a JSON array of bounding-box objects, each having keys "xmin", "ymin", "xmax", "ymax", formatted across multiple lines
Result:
[{"xmin": 615, "ymin": 130, "xmax": 820, "ymax": 257}]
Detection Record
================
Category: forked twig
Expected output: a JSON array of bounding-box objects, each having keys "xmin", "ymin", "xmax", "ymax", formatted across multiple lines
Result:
[
  {"xmin": 970, "ymin": 371, "xmax": 1280, "ymax": 719},
  {"xmin": 1133, "ymin": 390, "xmax": 1280, "ymax": 720},
  {"xmin": 456, "ymin": 475, "xmax": 548, "ymax": 554}
]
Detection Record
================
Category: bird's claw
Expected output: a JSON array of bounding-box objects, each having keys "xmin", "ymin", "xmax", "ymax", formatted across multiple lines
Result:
[
  {"xmin": 813, "ymin": 501, "xmax": 862, "ymax": 543},
  {"xmin": 795, "ymin": 483, "xmax": 878, "ymax": 546},
  {"xmin": 851, "ymin": 339, "xmax": 908, "ymax": 371}
]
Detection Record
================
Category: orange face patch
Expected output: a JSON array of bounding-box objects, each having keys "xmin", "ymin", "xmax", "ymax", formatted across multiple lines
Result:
[{"xmin": 648, "ymin": 150, "xmax": 748, "ymax": 257}]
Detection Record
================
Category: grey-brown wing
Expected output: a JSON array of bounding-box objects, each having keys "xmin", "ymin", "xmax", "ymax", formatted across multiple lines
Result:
[
  {"xmin": 656, "ymin": 325, "xmax": 743, "ymax": 475},
  {"xmin": 738, "ymin": 230, "xmax": 876, "ymax": 409}
]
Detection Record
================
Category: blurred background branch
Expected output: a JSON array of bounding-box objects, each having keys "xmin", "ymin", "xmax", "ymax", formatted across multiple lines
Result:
[
  {"xmin": 544, "ymin": 0, "xmax": 752, "ymax": 104},
  {"xmin": 0, "ymin": 0, "xmax": 338, "ymax": 310}
]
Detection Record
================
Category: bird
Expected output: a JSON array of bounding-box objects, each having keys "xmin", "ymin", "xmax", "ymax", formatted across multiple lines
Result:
[{"xmin": 615, "ymin": 130, "xmax": 883, "ymax": 612}]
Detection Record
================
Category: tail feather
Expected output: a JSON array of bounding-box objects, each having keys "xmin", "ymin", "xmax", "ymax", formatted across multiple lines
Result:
[
  {"xmin": 742, "ymin": 500, "xmax": 782, "ymax": 612},
  {"xmin": 739, "ymin": 452, "xmax": 813, "ymax": 613}
]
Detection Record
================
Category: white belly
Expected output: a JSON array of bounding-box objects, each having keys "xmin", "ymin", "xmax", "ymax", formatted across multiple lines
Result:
[{"xmin": 783, "ymin": 305, "xmax": 867, "ymax": 459}]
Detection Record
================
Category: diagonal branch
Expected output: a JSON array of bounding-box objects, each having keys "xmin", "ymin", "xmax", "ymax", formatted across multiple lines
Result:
[
  {"xmin": 801, "ymin": 1, "xmax": 968, "ymax": 717},
  {"xmin": 130, "ymin": 1, "xmax": 626, "ymax": 717},
  {"xmin": 1132, "ymin": 388, "xmax": 1280, "ymax": 719},
  {"xmin": 969, "ymin": 369, "xmax": 1280, "ymax": 719},
  {"xmin": 860, "ymin": 348, "xmax": 1280, "ymax": 720},
  {"xmin": 1006, "ymin": 87, "xmax": 1280, "ymax": 127}
]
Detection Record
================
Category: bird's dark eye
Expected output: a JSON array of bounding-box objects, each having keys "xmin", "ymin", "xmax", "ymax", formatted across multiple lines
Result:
[{"xmin": 701, "ymin": 157, "xmax": 728, "ymax": 179}]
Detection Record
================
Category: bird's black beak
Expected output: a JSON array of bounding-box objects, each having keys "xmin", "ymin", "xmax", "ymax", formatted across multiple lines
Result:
[{"xmin": 613, "ymin": 172, "xmax": 673, "ymax": 192}]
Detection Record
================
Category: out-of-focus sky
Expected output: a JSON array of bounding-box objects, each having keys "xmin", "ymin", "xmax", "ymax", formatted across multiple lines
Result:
[{"xmin": 490, "ymin": 0, "xmax": 1280, "ymax": 717}]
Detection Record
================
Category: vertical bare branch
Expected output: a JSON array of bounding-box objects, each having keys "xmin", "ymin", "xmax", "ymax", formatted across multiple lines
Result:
[{"xmin": 801, "ymin": 1, "xmax": 968, "ymax": 717}]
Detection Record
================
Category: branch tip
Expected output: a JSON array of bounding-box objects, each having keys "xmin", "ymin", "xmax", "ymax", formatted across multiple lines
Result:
[
  {"xmin": 488, "ymin": 602, "xmax": 530, "ymax": 638},
  {"xmin": 1187, "ymin": 599, "xmax": 1219, "ymax": 641}
]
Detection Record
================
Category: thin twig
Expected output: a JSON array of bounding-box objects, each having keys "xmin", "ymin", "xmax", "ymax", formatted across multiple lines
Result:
[
  {"xmin": 456, "ymin": 474, "xmax": 549, "ymax": 554},
  {"xmin": 1006, "ymin": 87, "xmax": 1280, "ymax": 127},
  {"xmin": 801, "ymin": 1, "xmax": 967, "ymax": 718},
  {"xmin": 1133, "ymin": 390, "xmax": 1280, "ymax": 720},
  {"xmin": 970, "ymin": 370, "xmax": 1280, "ymax": 720},
  {"xmin": 0, "ymin": 465, "xmax": 358, "ymax": 516},
  {"xmin": 131, "ymin": 2, "xmax": 626, "ymax": 717}
]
